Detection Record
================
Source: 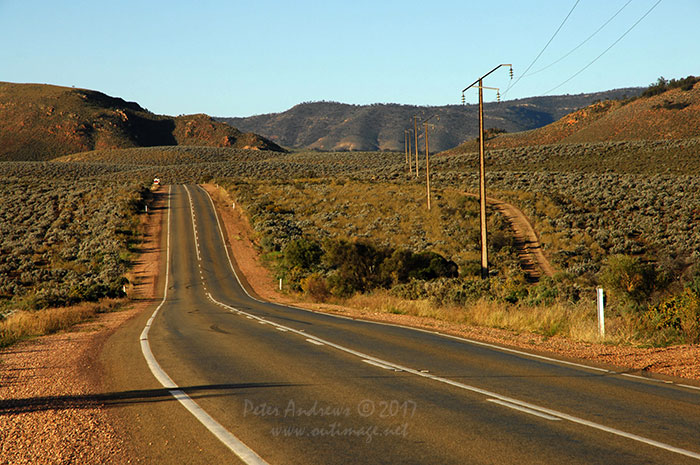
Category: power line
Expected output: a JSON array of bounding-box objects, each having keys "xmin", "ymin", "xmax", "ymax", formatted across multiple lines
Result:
[
  {"xmin": 544, "ymin": 0, "xmax": 663, "ymax": 95},
  {"xmin": 503, "ymin": 0, "xmax": 581, "ymax": 96},
  {"xmin": 525, "ymin": 0, "xmax": 633, "ymax": 78}
]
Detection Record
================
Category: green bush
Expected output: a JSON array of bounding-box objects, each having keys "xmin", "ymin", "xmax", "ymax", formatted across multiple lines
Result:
[
  {"xmin": 282, "ymin": 238, "xmax": 323, "ymax": 272},
  {"xmin": 641, "ymin": 76, "xmax": 699, "ymax": 98},
  {"xmin": 643, "ymin": 288, "xmax": 700, "ymax": 343},
  {"xmin": 598, "ymin": 255, "xmax": 658, "ymax": 307},
  {"xmin": 380, "ymin": 249, "xmax": 458, "ymax": 285},
  {"xmin": 323, "ymin": 239, "xmax": 389, "ymax": 294}
]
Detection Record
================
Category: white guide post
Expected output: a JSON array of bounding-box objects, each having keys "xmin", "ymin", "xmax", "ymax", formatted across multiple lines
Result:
[{"xmin": 596, "ymin": 288, "xmax": 605, "ymax": 337}]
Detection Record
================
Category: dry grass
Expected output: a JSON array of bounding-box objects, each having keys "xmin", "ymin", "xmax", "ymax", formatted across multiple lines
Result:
[
  {"xmin": 0, "ymin": 299, "xmax": 123, "ymax": 347},
  {"xmin": 344, "ymin": 290, "xmax": 628, "ymax": 344}
]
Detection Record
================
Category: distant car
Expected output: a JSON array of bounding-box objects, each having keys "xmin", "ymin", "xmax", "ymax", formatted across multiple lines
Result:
[{"xmin": 153, "ymin": 177, "xmax": 160, "ymax": 185}]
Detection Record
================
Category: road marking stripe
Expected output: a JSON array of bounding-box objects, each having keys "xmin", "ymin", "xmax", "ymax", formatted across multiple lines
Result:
[
  {"xmin": 679, "ymin": 384, "xmax": 700, "ymax": 391},
  {"xmin": 184, "ymin": 185, "xmax": 202, "ymax": 262},
  {"xmin": 305, "ymin": 338, "xmax": 324, "ymax": 346},
  {"xmin": 140, "ymin": 185, "xmax": 268, "ymax": 465},
  {"xmin": 487, "ymin": 399, "xmax": 561, "ymax": 421},
  {"xmin": 199, "ymin": 186, "xmax": 700, "ymax": 461},
  {"xmin": 622, "ymin": 373, "xmax": 653, "ymax": 381},
  {"xmin": 208, "ymin": 291, "xmax": 700, "ymax": 461},
  {"xmin": 362, "ymin": 359, "xmax": 401, "ymax": 371}
]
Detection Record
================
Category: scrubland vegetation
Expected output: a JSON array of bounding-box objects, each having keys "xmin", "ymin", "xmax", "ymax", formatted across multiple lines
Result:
[
  {"xmin": 0, "ymin": 165, "xmax": 150, "ymax": 345},
  {"xmin": 204, "ymin": 140, "xmax": 699, "ymax": 347},
  {"xmin": 2, "ymin": 131, "xmax": 699, "ymax": 348}
]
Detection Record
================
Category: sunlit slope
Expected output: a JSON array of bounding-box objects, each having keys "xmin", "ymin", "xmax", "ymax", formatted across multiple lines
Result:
[{"xmin": 0, "ymin": 82, "xmax": 283, "ymax": 161}]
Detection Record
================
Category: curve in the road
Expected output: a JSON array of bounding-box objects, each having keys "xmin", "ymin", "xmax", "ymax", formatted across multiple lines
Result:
[
  {"xmin": 134, "ymin": 184, "xmax": 700, "ymax": 464},
  {"xmin": 139, "ymin": 186, "xmax": 269, "ymax": 465}
]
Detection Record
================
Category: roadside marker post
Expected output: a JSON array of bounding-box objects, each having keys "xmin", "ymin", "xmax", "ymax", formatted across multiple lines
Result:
[{"xmin": 597, "ymin": 288, "xmax": 605, "ymax": 337}]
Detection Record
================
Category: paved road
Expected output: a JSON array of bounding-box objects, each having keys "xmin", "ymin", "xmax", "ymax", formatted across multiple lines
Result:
[{"xmin": 103, "ymin": 184, "xmax": 700, "ymax": 464}]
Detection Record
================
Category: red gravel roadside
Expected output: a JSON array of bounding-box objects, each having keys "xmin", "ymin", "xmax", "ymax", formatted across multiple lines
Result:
[{"xmin": 0, "ymin": 187, "xmax": 164, "ymax": 464}]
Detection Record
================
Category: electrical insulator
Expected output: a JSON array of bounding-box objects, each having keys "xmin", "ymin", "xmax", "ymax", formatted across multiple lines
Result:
[
  {"xmin": 461, "ymin": 92, "xmax": 465, "ymax": 105},
  {"xmin": 497, "ymin": 90, "xmax": 501, "ymax": 103},
  {"xmin": 509, "ymin": 67, "xmax": 513, "ymax": 79}
]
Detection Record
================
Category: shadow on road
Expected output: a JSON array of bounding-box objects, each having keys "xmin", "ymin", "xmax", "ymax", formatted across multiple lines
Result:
[{"xmin": 0, "ymin": 382, "xmax": 303, "ymax": 415}]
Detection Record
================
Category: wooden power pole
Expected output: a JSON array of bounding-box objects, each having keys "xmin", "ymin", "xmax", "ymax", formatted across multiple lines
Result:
[
  {"xmin": 413, "ymin": 116, "xmax": 419, "ymax": 177},
  {"xmin": 462, "ymin": 64, "xmax": 512, "ymax": 279}
]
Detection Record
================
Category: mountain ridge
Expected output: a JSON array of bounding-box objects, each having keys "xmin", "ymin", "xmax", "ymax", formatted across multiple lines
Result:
[{"xmin": 217, "ymin": 88, "xmax": 641, "ymax": 152}]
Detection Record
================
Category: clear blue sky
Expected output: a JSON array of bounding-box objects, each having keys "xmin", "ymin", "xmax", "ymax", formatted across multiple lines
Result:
[{"xmin": 1, "ymin": 0, "xmax": 697, "ymax": 117}]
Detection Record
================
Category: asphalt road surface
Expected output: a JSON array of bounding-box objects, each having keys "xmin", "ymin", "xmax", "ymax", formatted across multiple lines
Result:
[{"xmin": 102, "ymin": 184, "xmax": 700, "ymax": 464}]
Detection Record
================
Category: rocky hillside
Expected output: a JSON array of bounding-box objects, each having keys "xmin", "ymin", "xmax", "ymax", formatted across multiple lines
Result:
[
  {"xmin": 447, "ymin": 76, "xmax": 700, "ymax": 153},
  {"xmin": 0, "ymin": 82, "xmax": 283, "ymax": 161},
  {"xmin": 218, "ymin": 88, "xmax": 640, "ymax": 152}
]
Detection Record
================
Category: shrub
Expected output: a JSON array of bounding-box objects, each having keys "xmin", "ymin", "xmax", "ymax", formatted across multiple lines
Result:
[
  {"xmin": 643, "ymin": 288, "xmax": 700, "ymax": 343},
  {"xmin": 301, "ymin": 273, "xmax": 331, "ymax": 302},
  {"xmin": 323, "ymin": 239, "xmax": 390, "ymax": 294},
  {"xmin": 380, "ymin": 249, "xmax": 458, "ymax": 285},
  {"xmin": 598, "ymin": 255, "xmax": 658, "ymax": 307},
  {"xmin": 282, "ymin": 238, "xmax": 323, "ymax": 272},
  {"xmin": 526, "ymin": 278, "xmax": 560, "ymax": 306}
]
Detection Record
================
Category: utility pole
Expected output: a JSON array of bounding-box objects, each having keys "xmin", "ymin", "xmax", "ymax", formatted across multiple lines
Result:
[
  {"xmin": 426, "ymin": 124, "xmax": 430, "ymax": 209},
  {"xmin": 404, "ymin": 130, "xmax": 409, "ymax": 166},
  {"xmin": 413, "ymin": 116, "xmax": 419, "ymax": 177},
  {"xmin": 462, "ymin": 64, "xmax": 512, "ymax": 279},
  {"xmin": 422, "ymin": 114, "xmax": 439, "ymax": 210},
  {"xmin": 407, "ymin": 129, "xmax": 413, "ymax": 174}
]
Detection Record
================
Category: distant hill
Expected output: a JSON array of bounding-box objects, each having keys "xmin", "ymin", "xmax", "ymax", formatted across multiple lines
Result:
[
  {"xmin": 0, "ymin": 82, "xmax": 283, "ymax": 161},
  {"xmin": 445, "ymin": 76, "xmax": 700, "ymax": 153},
  {"xmin": 217, "ymin": 88, "xmax": 641, "ymax": 152}
]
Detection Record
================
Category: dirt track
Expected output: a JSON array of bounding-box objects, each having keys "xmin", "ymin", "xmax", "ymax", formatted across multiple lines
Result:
[{"xmin": 465, "ymin": 192, "xmax": 555, "ymax": 281}]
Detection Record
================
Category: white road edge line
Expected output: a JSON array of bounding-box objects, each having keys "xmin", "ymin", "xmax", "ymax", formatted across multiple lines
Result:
[
  {"xmin": 305, "ymin": 338, "xmax": 324, "ymax": 346},
  {"xmin": 487, "ymin": 399, "xmax": 561, "ymax": 421},
  {"xmin": 140, "ymin": 185, "xmax": 268, "ymax": 465},
  {"xmin": 199, "ymin": 185, "xmax": 700, "ymax": 461}
]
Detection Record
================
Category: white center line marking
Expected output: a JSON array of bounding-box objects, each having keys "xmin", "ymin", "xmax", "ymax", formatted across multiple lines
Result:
[
  {"xmin": 184, "ymin": 186, "xmax": 202, "ymax": 262},
  {"xmin": 140, "ymin": 186, "xmax": 267, "ymax": 465},
  {"xmin": 363, "ymin": 359, "xmax": 402, "ymax": 371},
  {"xmin": 487, "ymin": 399, "xmax": 561, "ymax": 421}
]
